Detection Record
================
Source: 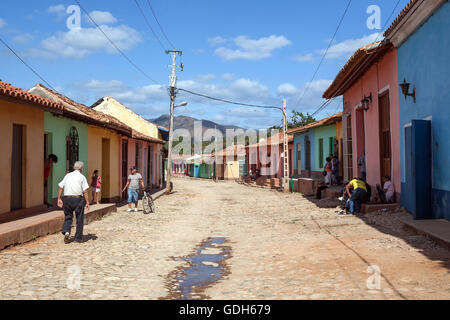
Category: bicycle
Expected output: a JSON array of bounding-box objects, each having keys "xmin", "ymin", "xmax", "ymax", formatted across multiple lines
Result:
[{"xmin": 142, "ymin": 187, "xmax": 155, "ymax": 215}]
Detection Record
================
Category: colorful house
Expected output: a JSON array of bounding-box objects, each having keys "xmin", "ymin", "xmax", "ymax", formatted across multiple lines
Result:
[
  {"xmin": 384, "ymin": 0, "xmax": 449, "ymax": 219},
  {"xmin": 323, "ymin": 40, "xmax": 402, "ymax": 202},
  {"xmin": 29, "ymin": 84, "xmax": 132, "ymax": 204},
  {"xmin": 246, "ymin": 132, "xmax": 294, "ymax": 179},
  {"xmin": 92, "ymin": 96, "xmax": 166, "ymax": 198},
  {"xmin": 290, "ymin": 113, "xmax": 343, "ymax": 180},
  {"xmin": 213, "ymin": 145, "xmax": 246, "ymax": 181},
  {"xmin": 0, "ymin": 81, "xmax": 63, "ymax": 220}
]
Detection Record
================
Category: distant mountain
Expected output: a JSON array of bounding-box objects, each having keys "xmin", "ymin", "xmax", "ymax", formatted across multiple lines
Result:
[{"xmin": 150, "ymin": 115, "xmax": 245, "ymax": 137}]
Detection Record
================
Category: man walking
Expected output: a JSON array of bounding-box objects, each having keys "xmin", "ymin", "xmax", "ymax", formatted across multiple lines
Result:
[
  {"xmin": 57, "ymin": 161, "xmax": 90, "ymax": 244},
  {"xmin": 122, "ymin": 166, "xmax": 145, "ymax": 212}
]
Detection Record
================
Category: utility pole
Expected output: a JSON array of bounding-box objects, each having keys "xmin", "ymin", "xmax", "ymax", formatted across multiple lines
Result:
[
  {"xmin": 283, "ymin": 99, "xmax": 290, "ymax": 193},
  {"xmin": 166, "ymin": 50, "xmax": 183, "ymax": 195}
]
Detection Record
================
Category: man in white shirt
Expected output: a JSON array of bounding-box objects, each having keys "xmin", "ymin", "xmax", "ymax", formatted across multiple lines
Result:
[{"xmin": 57, "ymin": 161, "xmax": 90, "ymax": 244}]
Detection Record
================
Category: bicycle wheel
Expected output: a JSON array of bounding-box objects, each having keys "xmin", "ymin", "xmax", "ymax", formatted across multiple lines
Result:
[
  {"xmin": 143, "ymin": 196, "xmax": 152, "ymax": 215},
  {"xmin": 149, "ymin": 196, "xmax": 155, "ymax": 213}
]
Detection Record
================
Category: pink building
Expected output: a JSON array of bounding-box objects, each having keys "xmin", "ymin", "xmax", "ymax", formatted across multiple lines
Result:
[
  {"xmin": 119, "ymin": 132, "xmax": 165, "ymax": 201},
  {"xmin": 324, "ymin": 41, "xmax": 401, "ymax": 202},
  {"xmin": 246, "ymin": 132, "xmax": 294, "ymax": 179}
]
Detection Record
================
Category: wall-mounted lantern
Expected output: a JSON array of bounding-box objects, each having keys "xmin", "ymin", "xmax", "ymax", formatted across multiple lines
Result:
[
  {"xmin": 361, "ymin": 93, "xmax": 372, "ymax": 112},
  {"xmin": 400, "ymin": 78, "xmax": 416, "ymax": 103}
]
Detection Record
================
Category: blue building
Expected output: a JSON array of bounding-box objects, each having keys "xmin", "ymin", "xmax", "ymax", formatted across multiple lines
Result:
[{"xmin": 385, "ymin": 0, "xmax": 449, "ymax": 220}]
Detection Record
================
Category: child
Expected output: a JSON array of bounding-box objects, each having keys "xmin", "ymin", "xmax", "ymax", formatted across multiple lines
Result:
[
  {"xmin": 91, "ymin": 170, "xmax": 102, "ymax": 205},
  {"xmin": 324, "ymin": 157, "xmax": 333, "ymax": 186}
]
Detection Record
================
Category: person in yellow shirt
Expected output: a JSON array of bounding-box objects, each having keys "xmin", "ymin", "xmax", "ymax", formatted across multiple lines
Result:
[{"xmin": 345, "ymin": 178, "xmax": 368, "ymax": 215}]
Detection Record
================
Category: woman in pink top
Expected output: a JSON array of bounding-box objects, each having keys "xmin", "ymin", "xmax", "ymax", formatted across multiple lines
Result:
[{"xmin": 91, "ymin": 170, "xmax": 102, "ymax": 205}]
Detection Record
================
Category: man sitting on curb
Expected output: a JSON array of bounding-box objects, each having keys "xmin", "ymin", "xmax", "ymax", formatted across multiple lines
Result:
[{"xmin": 57, "ymin": 161, "xmax": 90, "ymax": 244}]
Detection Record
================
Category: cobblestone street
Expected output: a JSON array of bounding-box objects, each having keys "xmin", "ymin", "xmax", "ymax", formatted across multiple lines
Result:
[{"xmin": 1, "ymin": 178, "xmax": 449, "ymax": 300}]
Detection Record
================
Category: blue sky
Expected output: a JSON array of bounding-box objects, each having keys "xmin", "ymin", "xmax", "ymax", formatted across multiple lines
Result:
[{"xmin": 0, "ymin": 0, "xmax": 409, "ymax": 129}]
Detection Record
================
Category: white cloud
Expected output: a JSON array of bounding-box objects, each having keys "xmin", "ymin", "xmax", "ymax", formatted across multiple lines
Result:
[
  {"xmin": 208, "ymin": 36, "xmax": 227, "ymax": 46},
  {"xmin": 222, "ymin": 73, "xmax": 235, "ymax": 81},
  {"xmin": 214, "ymin": 35, "xmax": 291, "ymax": 61},
  {"xmin": 12, "ymin": 33, "xmax": 34, "ymax": 44},
  {"xmin": 294, "ymin": 53, "xmax": 314, "ymax": 62},
  {"xmin": 86, "ymin": 11, "xmax": 118, "ymax": 25},
  {"xmin": 47, "ymin": 4, "xmax": 66, "ymax": 17},
  {"xmin": 0, "ymin": 18, "xmax": 6, "ymax": 28},
  {"xmin": 277, "ymin": 80, "xmax": 334, "ymax": 112},
  {"xmin": 28, "ymin": 24, "xmax": 142, "ymax": 59},
  {"xmin": 195, "ymin": 74, "xmax": 217, "ymax": 83},
  {"xmin": 317, "ymin": 33, "xmax": 381, "ymax": 59}
]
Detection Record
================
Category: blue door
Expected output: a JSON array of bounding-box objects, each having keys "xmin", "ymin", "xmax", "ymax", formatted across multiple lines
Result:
[{"xmin": 403, "ymin": 120, "xmax": 432, "ymax": 220}]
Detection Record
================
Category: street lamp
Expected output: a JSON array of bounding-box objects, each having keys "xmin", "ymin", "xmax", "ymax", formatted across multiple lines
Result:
[{"xmin": 174, "ymin": 101, "xmax": 188, "ymax": 109}]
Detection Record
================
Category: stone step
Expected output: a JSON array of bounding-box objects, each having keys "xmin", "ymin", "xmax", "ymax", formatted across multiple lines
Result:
[{"xmin": 0, "ymin": 204, "xmax": 117, "ymax": 251}]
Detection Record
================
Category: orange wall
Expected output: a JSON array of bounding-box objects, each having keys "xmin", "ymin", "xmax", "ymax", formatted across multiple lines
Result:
[{"xmin": 0, "ymin": 100, "xmax": 45, "ymax": 214}]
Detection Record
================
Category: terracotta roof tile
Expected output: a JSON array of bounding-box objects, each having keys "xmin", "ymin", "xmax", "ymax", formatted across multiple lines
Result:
[
  {"xmin": 323, "ymin": 41, "xmax": 392, "ymax": 99},
  {"xmin": 384, "ymin": 0, "xmax": 418, "ymax": 38},
  {"xmin": 0, "ymin": 81, "xmax": 63, "ymax": 111},
  {"xmin": 288, "ymin": 112, "xmax": 342, "ymax": 135},
  {"xmin": 31, "ymin": 84, "xmax": 134, "ymax": 135}
]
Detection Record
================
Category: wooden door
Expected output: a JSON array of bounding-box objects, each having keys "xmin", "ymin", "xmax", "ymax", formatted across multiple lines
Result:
[
  {"xmin": 11, "ymin": 125, "xmax": 24, "ymax": 211},
  {"xmin": 297, "ymin": 143, "xmax": 301, "ymax": 175},
  {"xmin": 305, "ymin": 136, "xmax": 311, "ymax": 173},
  {"xmin": 101, "ymin": 139, "xmax": 111, "ymax": 200},
  {"xmin": 121, "ymin": 140, "xmax": 128, "ymax": 200},
  {"xmin": 379, "ymin": 92, "xmax": 392, "ymax": 180},
  {"xmin": 147, "ymin": 146, "xmax": 153, "ymax": 186}
]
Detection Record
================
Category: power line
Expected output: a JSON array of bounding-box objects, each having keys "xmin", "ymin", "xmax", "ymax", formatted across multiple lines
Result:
[
  {"xmin": 74, "ymin": 0, "xmax": 161, "ymax": 85},
  {"xmin": 294, "ymin": 0, "xmax": 353, "ymax": 109},
  {"xmin": 0, "ymin": 37, "xmax": 56, "ymax": 91},
  {"xmin": 307, "ymin": 0, "xmax": 402, "ymax": 117},
  {"xmin": 145, "ymin": 0, "xmax": 176, "ymax": 50},
  {"xmin": 178, "ymin": 88, "xmax": 282, "ymax": 111},
  {"xmin": 373, "ymin": 0, "xmax": 402, "ymax": 44},
  {"xmin": 133, "ymin": 0, "xmax": 167, "ymax": 52}
]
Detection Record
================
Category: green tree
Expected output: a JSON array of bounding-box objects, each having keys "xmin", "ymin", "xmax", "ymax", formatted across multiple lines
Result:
[{"xmin": 269, "ymin": 111, "xmax": 316, "ymax": 135}]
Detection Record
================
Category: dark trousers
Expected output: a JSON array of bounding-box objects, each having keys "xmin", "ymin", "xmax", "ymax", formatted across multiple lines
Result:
[
  {"xmin": 349, "ymin": 188, "xmax": 367, "ymax": 214},
  {"xmin": 62, "ymin": 197, "xmax": 85, "ymax": 241}
]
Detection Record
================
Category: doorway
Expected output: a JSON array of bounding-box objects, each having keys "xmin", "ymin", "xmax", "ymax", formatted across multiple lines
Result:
[
  {"xmin": 147, "ymin": 146, "xmax": 153, "ymax": 187},
  {"xmin": 305, "ymin": 136, "xmax": 311, "ymax": 177},
  {"xmin": 101, "ymin": 139, "xmax": 111, "ymax": 202},
  {"xmin": 379, "ymin": 92, "xmax": 392, "ymax": 181},
  {"xmin": 297, "ymin": 143, "xmax": 302, "ymax": 176},
  {"xmin": 121, "ymin": 139, "xmax": 128, "ymax": 200},
  {"xmin": 11, "ymin": 124, "xmax": 24, "ymax": 211}
]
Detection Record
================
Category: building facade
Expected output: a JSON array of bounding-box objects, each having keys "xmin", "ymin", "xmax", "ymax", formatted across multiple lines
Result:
[
  {"xmin": 324, "ymin": 42, "xmax": 401, "ymax": 201},
  {"xmin": 290, "ymin": 113, "xmax": 343, "ymax": 180},
  {"xmin": 0, "ymin": 81, "xmax": 63, "ymax": 220},
  {"xmin": 385, "ymin": 0, "xmax": 449, "ymax": 219}
]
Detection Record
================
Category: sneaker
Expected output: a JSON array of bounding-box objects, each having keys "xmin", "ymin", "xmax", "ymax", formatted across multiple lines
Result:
[
  {"xmin": 134, "ymin": 208, "xmax": 138, "ymax": 212},
  {"xmin": 127, "ymin": 209, "xmax": 132, "ymax": 212},
  {"xmin": 64, "ymin": 232, "xmax": 70, "ymax": 244}
]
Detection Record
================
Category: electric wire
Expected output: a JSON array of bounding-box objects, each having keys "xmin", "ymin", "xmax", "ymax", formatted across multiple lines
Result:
[
  {"xmin": 294, "ymin": 0, "xmax": 353, "ymax": 109},
  {"xmin": 146, "ymin": 0, "xmax": 176, "ymax": 49},
  {"xmin": 0, "ymin": 37, "xmax": 56, "ymax": 91},
  {"xmin": 177, "ymin": 88, "xmax": 282, "ymax": 111},
  {"xmin": 307, "ymin": 0, "xmax": 402, "ymax": 117},
  {"xmin": 74, "ymin": 0, "xmax": 161, "ymax": 85},
  {"xmin": 133, "ymin": 0, "xmax": 167, "ymax": 52}
]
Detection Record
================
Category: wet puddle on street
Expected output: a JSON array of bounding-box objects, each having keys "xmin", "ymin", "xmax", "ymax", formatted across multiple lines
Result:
[{"xmin": 163, "ymin": 237, "xmax": 232, "ymax": 300}]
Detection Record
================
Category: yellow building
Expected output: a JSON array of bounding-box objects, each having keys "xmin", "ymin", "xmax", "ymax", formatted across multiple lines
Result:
[
  {"xmin": 0, "ymin": 81, "xmax": 63, "ymax": 220},
  {"xmin": 92, "ymin": 96, "xmax": 166, "ymax": 189},
  {"xmin": 92, "ymin": 96, "xmax": 163, "ymax": 140}
]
